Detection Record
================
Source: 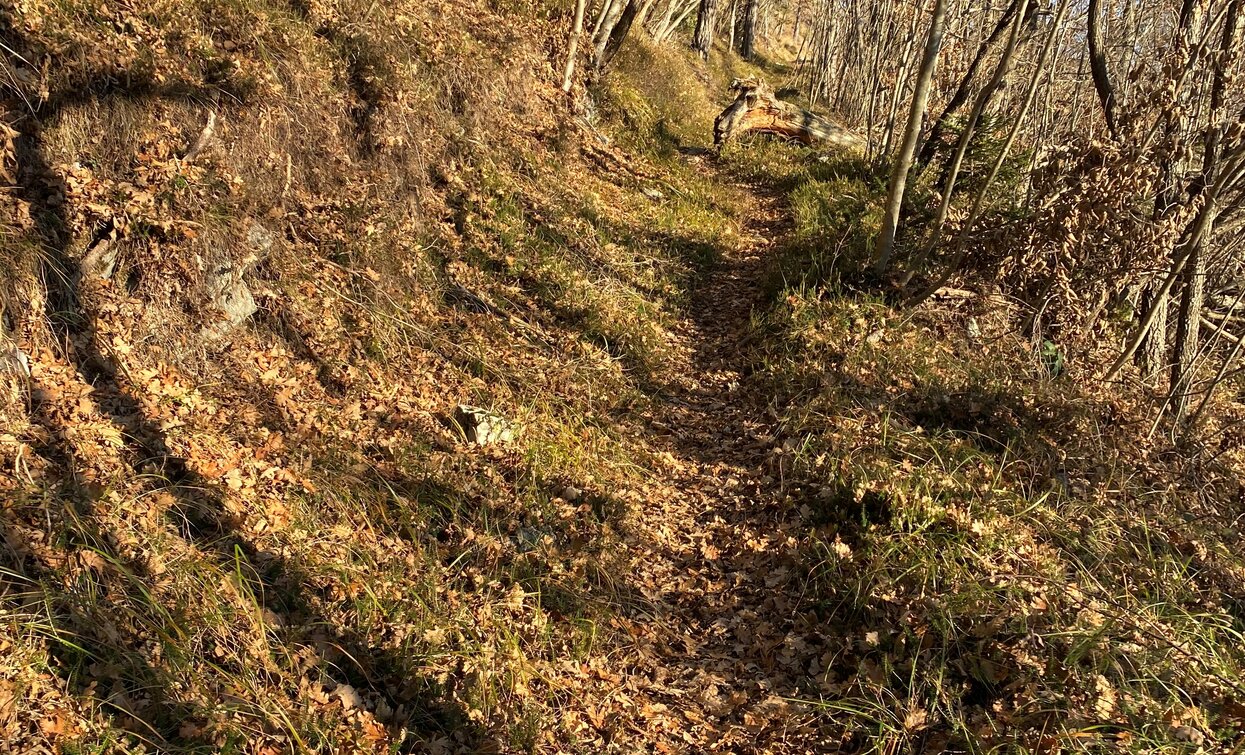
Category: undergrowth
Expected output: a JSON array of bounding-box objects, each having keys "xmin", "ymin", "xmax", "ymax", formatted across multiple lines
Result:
[{"xmin": 742, "ymin": 126, "xmax": 1245, "ymax": 751}]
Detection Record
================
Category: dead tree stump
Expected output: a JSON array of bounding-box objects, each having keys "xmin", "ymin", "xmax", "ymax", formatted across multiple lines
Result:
[{"xmin": 713, "ymin": 79, "xmax": 863, "ymax": 150}]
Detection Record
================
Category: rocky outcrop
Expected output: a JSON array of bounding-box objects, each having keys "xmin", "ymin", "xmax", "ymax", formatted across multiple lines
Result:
[{"xmin": 202, "ymin": 220, "xmax": 276, "ymax": 337}]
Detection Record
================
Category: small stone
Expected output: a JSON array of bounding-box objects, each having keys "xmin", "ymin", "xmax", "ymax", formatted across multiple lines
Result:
[
  {"xmin": 81, "ymin": 238, "xmax": 119, "ymax": 280},
  {"xmin": 246, "ymin": 220, "xmax": 276, "ymax": 255},
  {"xmin": 204, "ymin": 260, "xmax": 258, "ymax": 334},
  {"xmin": 1172, "ymin": 726, "xmax": 1204, "ymax": 746},
  {"xmin": 0, "ymin": 335, "xmax": 29, "ymax": 378},
  {"xmin": 453, "ymin": 405, "xmax": 517, "ymax": 446},
  {"xmin": 515, "ymin": 527, "xmax": 543, "ymax": 552},
  {"xmin": 966, "ymin": 317, "xmax": 982, "ymax": 344}
]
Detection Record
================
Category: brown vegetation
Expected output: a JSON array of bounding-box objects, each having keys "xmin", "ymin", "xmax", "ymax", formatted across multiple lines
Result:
[{"xmin": 0, "ymin": 0, "xmax": 1243, "ymax": 752}]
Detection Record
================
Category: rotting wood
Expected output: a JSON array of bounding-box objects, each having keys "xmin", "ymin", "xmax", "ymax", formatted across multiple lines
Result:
[{"xmin": 712, "ymin": 78, "xmax": 863, "ymax": 149}]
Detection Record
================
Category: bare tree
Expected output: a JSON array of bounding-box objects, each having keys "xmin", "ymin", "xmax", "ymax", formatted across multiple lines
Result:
[
  {"xmin": 875, "ymin": 0, "xmax": 950, "ymax": 276},
  {"xmin": 562, "ymin": 0, "xmax": 590, "ymax": 92},
  {"xmin": 1086, "ymin": 0, "xmax": 1120, "ymax": 138},
  {"xmin": 693, "ymin": 0, "xmax": 720, "ymax": 57},
  {"xmin": 914, "ymin": 0, "xmax": 1028, "ymax": 170},
  {"xmin": 739, "ymin": 0, "xmax": 758, "ymax": 58}
]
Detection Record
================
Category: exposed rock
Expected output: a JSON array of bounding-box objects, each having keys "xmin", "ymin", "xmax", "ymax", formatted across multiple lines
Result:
[
  {"xmin": 204, "ymin": 260, "xmax": 258, "ymax": 335},
  {"xmin": 246, "ymin": 220, "xmax": 276, "ymax": 257},
  {"xmin": 202, "ymin": 220, "xmax": 275, "ymax": 336},
  {"xmin": 453, "ymin": 404, "xmax": 517, "ymax": 445},
  {"xmin": 81, "ymin": 238, "xmax": 119, "ymax": 280},
  {"xmin": 514, "ymin": 526, "xmax": 545, "ymax": 553},
  {"xmin": 966, "ymin": 317, "xmax": 982, "ymax": 345},
  {"xmin": 0, "ymin": 334, "xmax": 30, "ymax": 378}
]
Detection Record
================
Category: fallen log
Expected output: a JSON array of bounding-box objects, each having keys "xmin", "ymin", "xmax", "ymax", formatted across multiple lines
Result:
[{"xmin": 713, "ymin": 79, "xmax": 864, "ymax": 150}]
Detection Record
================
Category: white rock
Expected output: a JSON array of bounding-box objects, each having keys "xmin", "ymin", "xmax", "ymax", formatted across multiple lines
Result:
[
  {"xmin": 0, "ymin": 334, "xmax": 29, "ymax": 377},
  {"xmin": 453, "ymin": 405, "xmax": 517, "ymax": 446},
  {"xmin": 333, "ymin": 684, "xmax": 364, "ymax": 710},
  {"xmin": 246, "ymin": 220, "xmax": 276, "ymax": 255}
]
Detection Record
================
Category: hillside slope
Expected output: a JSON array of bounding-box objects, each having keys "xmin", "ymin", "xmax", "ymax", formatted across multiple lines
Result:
[
  {"xmin": 3, "ymin": 1, "xmax": 1245, "ymax": 753},
  {"xmin": 0, "ymin": 1, "xmax": 758, "ymax": 750}
]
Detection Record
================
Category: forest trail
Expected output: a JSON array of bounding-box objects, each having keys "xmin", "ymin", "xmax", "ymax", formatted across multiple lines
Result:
[{"xmin": 603, "ymin": 165, "xmax": 835, "ymax": 752}]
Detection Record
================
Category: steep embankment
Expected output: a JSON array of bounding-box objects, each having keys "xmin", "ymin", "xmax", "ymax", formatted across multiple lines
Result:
[{"xmin": 0, "ymin": 1, "xmax": 770, "ymax": 750}]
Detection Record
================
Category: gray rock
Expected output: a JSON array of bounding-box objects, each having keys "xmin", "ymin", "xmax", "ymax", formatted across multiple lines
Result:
[
  {"xmin": 514, "ymin": 526, "xmax": 544, "ymax": 552},
  {"xmin": 0, "ymin": 334, "xmax": 29, "ymax": 378},
  {"xmin": 81, "ymin": 239, "xmax": 119, "ymax": 280},
  {"xmin": 201, "ymin": 221, "xmax": 274, "ymax": 337},
  {"xmin": 203, "ymin": 260, "xmax": 258, "ymax": 335},
  {"xmin": 966, "ymin": 317, "xmax": 982, "ymax": 345},
  {"xmin": 246, "ymin": 220, "xmax": 276, "ymax": 255},
  {"xmin": 453, "ymin": 405, "xmax": 516, "ymax": 446}
]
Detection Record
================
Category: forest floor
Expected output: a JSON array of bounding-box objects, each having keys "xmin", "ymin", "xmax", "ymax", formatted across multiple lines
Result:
[
  {"xmin": 592, "ymin": 164, "xmax": 837, "ymax": 752},
  {"xmin": 5, "ymin": 5, "xmax": 1243, "ymax": 749}
]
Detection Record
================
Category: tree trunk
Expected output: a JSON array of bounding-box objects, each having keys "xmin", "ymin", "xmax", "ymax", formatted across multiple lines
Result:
[
  {"xmin": 910, "ymin": 0, "xmax": 1030, "ymax": 273},
  {"xmin": 692, "ymin": 0, "xmax": 719, "ymax": 58},
  {"xmin": 739, "ymin": 0, "xmax": 757, "ymax": 58},
  {"xmin": 598, "ymin": 0, "xmax": 640, "ymax": 69},
  {"xmin": 637, "ymin": 0, "xmax": 661, "ymax": 27},
  {"xmin": 1086, "ymin": 0, "xmax": 1119, "ymax": 138},
  {"xmin": 1106, "ymin": 181, "xmax": 1226, "ymax": 380},
  {"xmin": 914, "ymin": 0, "xmax": 1025, "ymax": 170},
  {"xmin": 1138, "ymin": 284, "xmax": 1169, "ymax": 382},
  {"xmin": 1168, "ymin": 0, "xmax": 1239, "ymax": 419},
  {"xmin": 562, "ymin": 0, "xmax": 590, "ymax": 92},
  {"xmin": 1170, "ymin": 245, "xmax": 1207, "ymax": 419},
  {"xmin": 713, "ymin": 78, "xmax": 864, "ymax": 148},
  {"xmin": 592, "ymin": 0, "xmax": 618, "ymax": 46},
  {"xmin": 874, "ymin": 0, "xmax": 949, "ymax": 276},
  {"xmin": 907, "ymin": 0, "xmax": 1070, "ymax": 300}
]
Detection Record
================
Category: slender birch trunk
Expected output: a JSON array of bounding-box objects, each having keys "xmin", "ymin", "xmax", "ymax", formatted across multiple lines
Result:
[{"xmin": 874, "ymin": 0, "xmax": 950, "ymax": 276}]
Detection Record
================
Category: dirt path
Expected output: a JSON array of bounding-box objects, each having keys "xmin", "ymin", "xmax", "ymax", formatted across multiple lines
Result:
[{"xmin": 608, "ymin": 177, "xmax": 836, "ymax": 752}]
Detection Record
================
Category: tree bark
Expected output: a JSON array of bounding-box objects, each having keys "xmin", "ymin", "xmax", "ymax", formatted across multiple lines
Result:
[
  {"xmin": 874, "ymin": 0, "xmax": 949, "ymax": 276},
  {"xmin": 1138, "ymin": 284, "xmax": 1169, "ymax": 382},
  {"xmin": 562, "ymin": 0, "xmax": 590, "ymax": 92},
  {"xmin": 739, "ymin": 0, "xmax": 758, "ymax": 58},
  {"xmin": 592, "ymin": 0, "xmax": 618, "ymax": 46},
  {"xmin": 598, "ymin": 0, "xmax": 641, "ymax": 69},
  {"xmin": 1087, "ymin": 0, "xmax": 1119, "ymax": 138},
  {"xmin": 1168, "ymin": 0, "xmax": 1240, "ymax": 420},
  {"xmin": 692, "ymin": 0, "xmax": 719, "ymax": 57},
  {"xmin": 1170, "ymin": 244, "xmax": 1207, "ymax": 419},
  {"xmin": 713, "ymin": 78, "xmax": 864, "ymax": 148}
]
